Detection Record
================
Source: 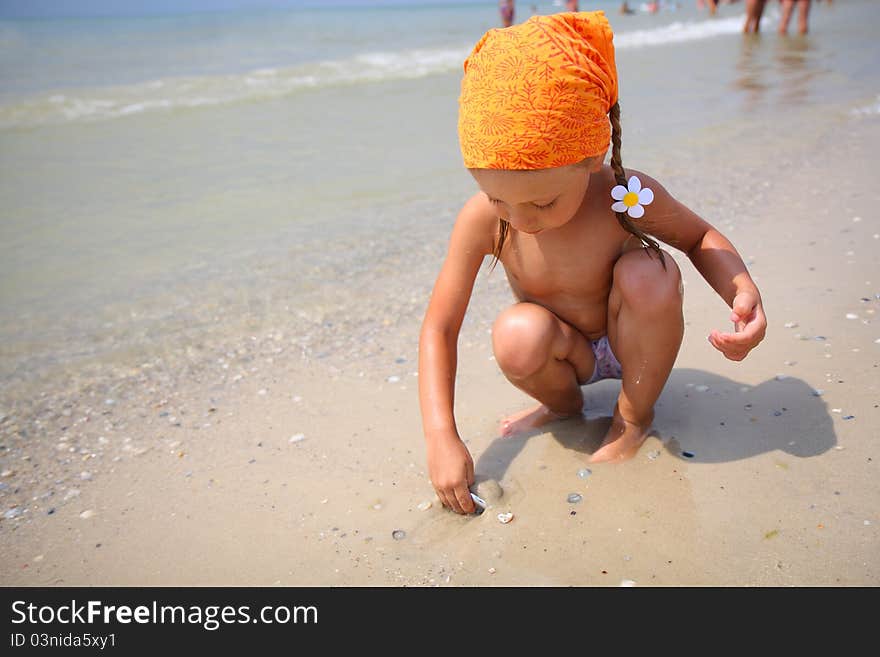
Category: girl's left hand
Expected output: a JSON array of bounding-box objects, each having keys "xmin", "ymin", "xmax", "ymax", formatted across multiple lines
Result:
[{"xmin": 708, "ymin": 290, "xmax": 766, "ymax": 361}]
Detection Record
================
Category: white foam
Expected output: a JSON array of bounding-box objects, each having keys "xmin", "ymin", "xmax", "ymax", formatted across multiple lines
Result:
[
  {"xmin": 615, "ymin": 15, "xmax": 746, "ymax": 49},
  {"xmin": 851, "ymin": 95, "xmax": 880, "ymax": 116}
]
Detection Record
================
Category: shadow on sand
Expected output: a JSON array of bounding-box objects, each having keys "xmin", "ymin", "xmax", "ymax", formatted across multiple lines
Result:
[{"xmin": 474, "ymin": 367, "xmax": 836, "ymax": 484}]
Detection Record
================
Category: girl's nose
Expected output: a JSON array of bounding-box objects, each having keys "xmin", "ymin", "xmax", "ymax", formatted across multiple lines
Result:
[{"xmin": 508, "ymin": 212, "xmax": 535, "ymax": 228}]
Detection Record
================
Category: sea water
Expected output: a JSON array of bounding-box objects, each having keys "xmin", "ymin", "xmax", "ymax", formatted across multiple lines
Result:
[{"xmin": 1, "ymin": 0, "xmax": 878, "ymax": 414}]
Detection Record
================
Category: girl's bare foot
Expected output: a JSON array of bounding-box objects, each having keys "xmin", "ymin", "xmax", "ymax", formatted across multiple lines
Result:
[
  {"xmin": 499, "ymin": 403, "xmax": 577, "ymax": 437},
  {"xmin": 588, "ymin": 408, "xmax": 653, "ymax": 463}
]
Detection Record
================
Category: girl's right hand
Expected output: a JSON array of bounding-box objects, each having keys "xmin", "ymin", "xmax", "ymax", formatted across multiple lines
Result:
[{"xmin": 426, "ymin": 433, "xmax": 476, "ymax": 515}]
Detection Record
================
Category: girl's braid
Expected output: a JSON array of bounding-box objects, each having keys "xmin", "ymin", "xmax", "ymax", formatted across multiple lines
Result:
[{"xmin": 609, "ymin": 101, "xmax": 665, "ymax": 267}]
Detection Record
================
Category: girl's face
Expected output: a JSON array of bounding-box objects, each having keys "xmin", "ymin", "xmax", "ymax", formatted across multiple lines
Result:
[{"xmin": 470, "ymin": 156, "xmax": 601, "ymax": 235}]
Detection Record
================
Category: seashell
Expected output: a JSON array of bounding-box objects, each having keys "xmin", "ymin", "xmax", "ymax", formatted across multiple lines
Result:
[
  {"xmin": 497, "ymin": 512, "xmax": 514, "ymax": 524},
  {"xmin": 567, "ymin": 493, "xmax": 582, "ymax": 504},
  {"xmin": 391, "ymin": 529, "xmax": 406, "ymax": 540},
  {"xmin": 467, "ymin": 493, "xmax": 487, "ymax": 515}
]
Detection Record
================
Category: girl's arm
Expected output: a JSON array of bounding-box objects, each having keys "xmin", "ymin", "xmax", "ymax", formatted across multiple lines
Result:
[
  {"xmin": 419, "ymin": 194, "xmax": 495, "ymax": 514},
  {"xmin": 626, "ymin": 170, "xmax": 767, "ymax": 361}
]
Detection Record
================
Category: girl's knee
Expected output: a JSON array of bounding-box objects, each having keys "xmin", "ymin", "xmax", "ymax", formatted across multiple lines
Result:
[
  {"xmin": 613, "ymin": 250, "xmax": 682, "ymax": 313},
  {"xmin": 492, "ymin": 303, "xmax": 558, "ymax": 380}
]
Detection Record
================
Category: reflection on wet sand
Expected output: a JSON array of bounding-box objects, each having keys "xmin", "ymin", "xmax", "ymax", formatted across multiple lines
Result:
[{"xmin": 733, "ymin": 33, "xmax": 826, "ymax": 110}]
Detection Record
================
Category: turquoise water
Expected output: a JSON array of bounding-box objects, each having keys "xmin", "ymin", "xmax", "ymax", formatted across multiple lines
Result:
[{"xmin": 0, "ymin": 0, "xmax": 879, "ymax": 402}]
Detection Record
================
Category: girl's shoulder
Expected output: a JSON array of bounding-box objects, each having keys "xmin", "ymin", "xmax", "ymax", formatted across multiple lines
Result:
[
  {"xmin": 451, "ymin": 192, "xmax": 499, "ymax": 256},
  {"xmin": 457, "ymin": 192, "xmax": 499, "ymax": 237},
  {"xmin": 595, "ymin": 164, "xmax": 664, "ymax": 192},
  {"xmin": 459, "ymin": 191, "xmax": 498, "ymax": 224},
  {"xmin": 589, "ymin": 165, "xmax": 672, "ymax": 218}
]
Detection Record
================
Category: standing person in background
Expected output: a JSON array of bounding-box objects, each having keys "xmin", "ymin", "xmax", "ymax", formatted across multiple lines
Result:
[
  {"xmin": 779, "ymin": 0, "xmax": 811, "ymax": 34},
  {"xmin": 743, "ymin": 0, "xmax": 767, "ymax": 32},
  {"xmin": 566, "ymin": 1, "xmax": 580, "ymax": 11},
  {"xmin": 499, "ymin": 0, "xmax": 515, "ymax": 27}
]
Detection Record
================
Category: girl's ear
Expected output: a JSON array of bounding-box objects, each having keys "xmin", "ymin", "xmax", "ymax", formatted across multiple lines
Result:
[
  {"xmin": 579, "ymin": 151, "xmax": 606, "ymax": 174},
  {"xmin": 588, "ymin": 150, "xmax": 607, "ymax": 173}
]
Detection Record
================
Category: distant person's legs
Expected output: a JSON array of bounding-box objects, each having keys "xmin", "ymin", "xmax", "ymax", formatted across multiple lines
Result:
[
  {"xmin": 796, "ymin": 0, "xmax": 812, "ymax": 34},
  {"xmin": 780, "ymin": 0, "xmax": 811, "ymax": 34},
  {"xmin": 743, "ymin": 0, "xmax": 767, "ymax": 32},
  {"xmin": 779, "ymin": 0, "xmax": 794, "ymax": 33}
]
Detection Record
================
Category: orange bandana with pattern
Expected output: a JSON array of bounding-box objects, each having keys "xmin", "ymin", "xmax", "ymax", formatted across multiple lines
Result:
[{"xmin": 458, "ymin": 11, "xmax": 618, "ymax": 170}]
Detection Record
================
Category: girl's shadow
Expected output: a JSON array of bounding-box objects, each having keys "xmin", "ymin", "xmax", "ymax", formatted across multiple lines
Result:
[{"xmin": 474, "ymin": 368, "xmax": 836, "ymax": 483}]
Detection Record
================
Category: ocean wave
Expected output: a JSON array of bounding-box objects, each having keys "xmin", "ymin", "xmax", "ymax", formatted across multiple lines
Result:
[
  {"xmin": 0, "ymin": 46, "xmax": 470, "ymax": 128},
  {"xmin": 851, "ymin": 95, "xmax": 880, "ymax": 116},
  {"xmin": 615, "ymin": 14, "xmax": 745, "ymax": 49},
  {"xmin": 0, "ymin": 15, "xmax": 747, "ymax": 128}
]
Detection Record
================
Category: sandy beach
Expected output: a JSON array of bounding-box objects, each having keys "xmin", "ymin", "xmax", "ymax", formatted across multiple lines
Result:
[
  {"xmin": 1, "ymin": 1, "xmax": 879, "ymax": 587},
  {"xmin": 2, "ymin": 99, "xmax": 878, "ymax": 586}
]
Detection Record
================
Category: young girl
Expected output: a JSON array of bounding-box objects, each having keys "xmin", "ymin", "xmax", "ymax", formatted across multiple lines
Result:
[{"xmin": 418, "ymin": 12, "xmax": 767, "ymax": 515}]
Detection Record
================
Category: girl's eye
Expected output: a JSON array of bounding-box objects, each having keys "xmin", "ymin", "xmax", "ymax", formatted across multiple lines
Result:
[
  {"xmin": 488, "ymin": 197, "xmax": 502, "ymax": 205},
  {"xmin": 534, "ymin": 200, "xmax": 556, "ymax": 210}
]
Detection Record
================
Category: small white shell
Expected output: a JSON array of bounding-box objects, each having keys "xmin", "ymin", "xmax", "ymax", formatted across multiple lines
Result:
[{"xmin": 497, "ymin": 512, "xmax": 514, "ymax": 524}]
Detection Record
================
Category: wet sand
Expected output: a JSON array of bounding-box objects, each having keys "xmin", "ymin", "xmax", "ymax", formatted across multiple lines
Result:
[{"xmin": 1, "ymin": 103, "xmax": 878, "ymax": 587}]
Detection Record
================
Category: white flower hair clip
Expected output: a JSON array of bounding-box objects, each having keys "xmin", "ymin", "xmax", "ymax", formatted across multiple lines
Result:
[{"xmin": 611, "ymin": 175, "xmax": 654, "ymax": 219}]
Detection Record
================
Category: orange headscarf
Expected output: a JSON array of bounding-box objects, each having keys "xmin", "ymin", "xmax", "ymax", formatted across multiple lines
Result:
[{"xmin": 458, "ymin": 11, "xmax": 618, "ymax": 170}]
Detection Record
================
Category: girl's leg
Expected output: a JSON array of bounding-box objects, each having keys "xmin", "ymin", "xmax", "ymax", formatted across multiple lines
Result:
[
  {"xmin": 779, "ymin": 0, "xmax": 795, "ymax": 33},
  {"xmin": 590, "ymin": 249, "xmax": 683, "ymax": 463},
  {"xmin": 492, "ymin": 302, "xmax": 595, "ymax": 436}
]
